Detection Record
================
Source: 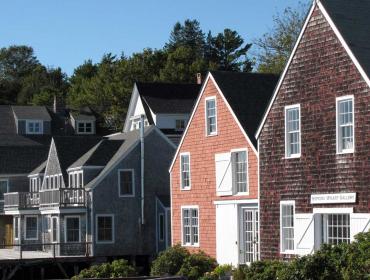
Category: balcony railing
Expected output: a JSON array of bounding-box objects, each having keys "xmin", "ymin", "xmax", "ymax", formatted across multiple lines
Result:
[
  {"xmin": 40, "ymin": 188, "xmax": 86, "ymax": 207},
  {"xmin": 4, "ymin": 192, "xmax": 39, "ymax": 210}
]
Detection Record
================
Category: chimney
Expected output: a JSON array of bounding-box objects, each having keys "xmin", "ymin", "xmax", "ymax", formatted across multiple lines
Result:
[
  {"xmin": 53, "ymin": 94, "xmax": 65, "ymax": 114},
  {"xmin": 196, "ymin": 73, "xmax": 202, "ymax": 85}
]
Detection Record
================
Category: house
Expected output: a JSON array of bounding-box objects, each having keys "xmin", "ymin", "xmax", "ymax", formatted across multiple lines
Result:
[
  {"xmin": 169, "ymin": 71, "xmax": 278, "ymax": 266},
  {"xmin": 0, "ymin": 102, "xmax": 107, "ymax": 248},
  {"xmin": 4, "ymin": 124, "xmax": 176, "ymax": 258},
  {"xmin": 123, "ymin": 82, "xmax": 201, "ymax": 145},
  {"xmin": 256, "ymin": 0, "xmax": 370, "ymax": 260}
]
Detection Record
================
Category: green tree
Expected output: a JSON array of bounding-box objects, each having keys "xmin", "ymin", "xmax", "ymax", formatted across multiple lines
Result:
[{"xmin": 256, "ymin": 2, "xmax": 309, "ymax": 74}]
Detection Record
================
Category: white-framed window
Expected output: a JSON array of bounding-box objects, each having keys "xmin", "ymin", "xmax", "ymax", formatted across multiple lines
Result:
[
  {"xmin": 131, "ymin": 116, "xmax": 149, "ymax": 131},
  {"xmin": 0, "ymin": 179, "xmax": 9, "ymax": 201},
  {"xmin": 25, "ymin": 215, "xmax": 38, "ymax": 240},
  {"xmin": 51, "ymin": 216, "xmax": 58, "ymax": 243},
  {"xmin": 285, "ymin": 104, "xmax": 301, "ymax": 158},
  {"xmin": 29, "ymin": 177, "xmax": 40, "ymax": 193},
  {"xmin": 26, "ymin": 120, "xmax": 43, "ymax": 134},
  {"xmin": 175, "ymin": 119, "xmax": 186, "ymax": 131},
  {"xmin": 205, "ymin": 97, "xmax": 217, "ymax": 136},
  {"xmin": 96, "ymin": 214, "xmax": 114, "ymax": 243},
  {"xmin": 280, "ymin": 201, "xmax": 295, "ymax": 254},
  {"xmin": 14, "ymin": 217, "xmax": 19, "ymax": 240},
  {"xmin": 68, "ymin": 171, "xmax": 83, "ymax": 188},
  {"xmin": 182, "ymin": 206, "xmax": 199, "ymax": 246},
  {"xmin": 159, "ymin": 213, "xmax": 165, "ymax": 242},
  {"xmin": 336, "ymin": 96, "xmax": 354, "ymax": 154},
  {"xmin": 65, "ymin": 216, "xmax": 80, "ymax": 243},
  {"xmin": 180, "ymin": 153, "xmax": 191, "ymax": 190},
  {"xmin": 118, "ymin": 169, "xmax": 135, "ymax": 197},
  {"xmin": 77, "ymin": 121, "xmax": 93, "ymax": 134},
  {"xmin": 323, "ymin": 214, "xmax": 350, "ymax": 245},
  {"xmin": 232, "ymin": 150, "xmax": 248, "ymax": 193}
]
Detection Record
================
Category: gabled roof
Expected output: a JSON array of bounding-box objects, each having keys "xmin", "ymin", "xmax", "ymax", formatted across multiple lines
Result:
[
  {"xmin": 210, "ymin": 71, "xmax": 279, "ymax": 147},
  {"xmin": 29, "ymin": 160, "xmax": 47, "ymax": 176},
  {"xmin": 69, "ymin": 106, "xmax": 97, "ymax": 121},
  {"xmin": 136, "ymin": 82, "xmax": 201, "ymax": 115},
  {"xmin": 12, "ymin": 106, "xmax": 51, "ymax": 121},
  {"xmin": 0, "ymin": 106, "xmax": 16, "ymax": 134},
  {"xmin": 320, "ymin": 0, "xmax": 370, "ymax": 77}
]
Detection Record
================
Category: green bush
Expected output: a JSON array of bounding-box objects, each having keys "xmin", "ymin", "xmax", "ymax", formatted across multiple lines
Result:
[
  {"xmin": 200, "ymin": 264, "xmax": 233, "ymax": 280},
  {"xmin": 232, "ymin": 261, "xmax": 288, "ymax": 280},
  {"xmin": 177, "ymin": 251, "xmax": 217, "ymax": 280},
  {"xmin": 150, "ymin": 244, "xmax": 190, "ymax": 276},
  {"xmin": 72, "ymin": 259, "xmax": 136, "ymax": 279}
]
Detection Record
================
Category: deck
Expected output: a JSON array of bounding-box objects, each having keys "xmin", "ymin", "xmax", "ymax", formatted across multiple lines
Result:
[{"xmin": 0, "ymin": 248, "xmax": 52, "ymax": 260}]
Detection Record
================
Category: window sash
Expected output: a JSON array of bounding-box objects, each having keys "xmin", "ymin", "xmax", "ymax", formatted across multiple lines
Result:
[
  {"xmin": 182, "ymin": 208, "xmax": 199, "ymax": 246},
  {"xmin": 324, "ymin": 214, "xmax": 350, "ymax": 245},
  {"xmin": 180, "ymin": 155, "xmax": 190, "ymax": 189},
  {"xmin": 206, "ymin": 99, "xmax": 217, "ymax": 135},
  {"xmin": 281, "ymin": 204, "xmax": 294, "ymax": 252},
  {"xmin": 337, "ymin": 99, "xmax": 354, "ymax": 152},
  {"xmin": 27, "ymin": 121, "xmax": 42, "ymax": 134},
  {"xmin": 232, "ymin": 151, "xmax": 247, "ymax": 193},
  {"xmin": 66, "ymin": 217, "xmax": 80, "ymax": 242},
  {"xmin": 25, "ymin": 217, "xmax": 38, "ymax": 239},
  {"xmin": 285, "ymin": 107, "xmax": 300, "ymax": 157},
  {"xmin": 119, "ymin": 170, "xmax": 134, "ymax": 196},
  {"xmin": 97, "ymin": 216, "xmax": 113, "ymax": 242}
]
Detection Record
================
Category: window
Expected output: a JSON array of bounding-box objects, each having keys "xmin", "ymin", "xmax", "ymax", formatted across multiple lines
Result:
[
  {"xmin": 69, "ymin": 171, "xmax": 83, "ymax": 188},
  {"xmin": 30, "ymin": 177, "xmax": 40, "ymax": 193},
  {"xmin": 0, "ymin": 179, "xmax": 9, "ymax": 201},
  {"xmin": 25, "ymin": 216, "xmax": 38, "ymax": 240},
  {"xmin": 280, "ymin": 201, "xmax": 295, "ymax": 253},
  {"xmin": 159, "ymin": 213, "xmax": 165, "ymax": 241},
  {"xmin": 52, "ymin": 217, "xmax": 58, "ymax": 243},
  {"xmin": 175, "ymin": 119, "xmax": 186, "ymax": 131},
  {"xmin": 118, "ymin": 170, "xmax": 134, "ymax": 197},
  {"xmin": 14, "ymin": 217, "xmax": 19, "ymax": 240},
  {"xmin": 65, "ymin": 216, "xmax": 80, "ymax": 242},
  {"xmin": 96, "ymin": 215, "xmax": 114, "ymax": 243},
  {"xmin": 180, "ymin": 153, "xmax": 191, "ymax": 190},
  {"xmin": 323, "ymin": 214, "xmax": 350, "ymax": 245},
  {"xmin": 285, "ymin": 105, "xmax": 301, "ymax": 157},
  {"xmin": 232, "ymin": 150, "xmax": 248, "ymax": 193},
  {"xmin": 77, "ymin": 122, "xmax": 93, "ymax": 134},
  {"xmin": 337, "ymin": 96, "xmax": 354, "ymax": 153},
  {"xmin": 26, "ymin": 120, "xmax": 43, "ymax": 134},
  {"xmin": 182, "ymin": 207, "xmax": 199, "ymax": 246},
  {"xmin": 205, "ymin": 97, "xmax": 217, "ymax": 135}
]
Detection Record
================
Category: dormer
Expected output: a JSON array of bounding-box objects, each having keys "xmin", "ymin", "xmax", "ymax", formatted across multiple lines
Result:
[
  {"xmin": 12, "ymin": 106, "xmax": 51, "ymax": 135},
  {"xmin": 69, "ymin": 107, "xmax": 96, "ymax": 135}
]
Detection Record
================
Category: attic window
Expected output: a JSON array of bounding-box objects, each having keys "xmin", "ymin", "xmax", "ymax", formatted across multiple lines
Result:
[
  {"xmin": 26, "ymin": 120, "xmax": 43, "ymax": 134},
  {"xmin": 77, "ymin": 121, "xmax": 93, "ymax": 134}
]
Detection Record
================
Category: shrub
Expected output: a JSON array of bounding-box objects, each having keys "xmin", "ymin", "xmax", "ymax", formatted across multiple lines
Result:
[
  {"xmin": 72, "ymin": 259, "xmax": 136, "ymax": 279},
  {"xmin": 200, "ymin": 264, "xmax": 233, "ymax": 280},
  {"xmin": 232, "ymin": 261, "xmax": 288, "ymax": 280},
  {"xmin": 177, "ymin": 251, "xmax": 217, "ymax": 280},
  {"xmin": 150, "ymin": 244, "xmax": 190, "ymax": 276}
]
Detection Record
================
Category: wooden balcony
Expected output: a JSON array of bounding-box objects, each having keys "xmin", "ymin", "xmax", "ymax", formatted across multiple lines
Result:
[
  {"xmin": 4, "ymin": 192, "xmax": 39, "ymax": 211},
  {"xmin": 40, "ymin": 188, "xmax": 86, "ymax": 208}
]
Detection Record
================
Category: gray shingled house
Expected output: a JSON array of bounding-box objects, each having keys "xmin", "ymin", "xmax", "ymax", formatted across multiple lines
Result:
[{"xmin": 4, "ymin": 124, "xmax": 175, "ymax": 258}]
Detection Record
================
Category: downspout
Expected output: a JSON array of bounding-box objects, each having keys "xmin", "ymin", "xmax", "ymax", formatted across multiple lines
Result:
[{"xmin": 140, "ymin": 115, "xmax": 145, "ymax": 225}]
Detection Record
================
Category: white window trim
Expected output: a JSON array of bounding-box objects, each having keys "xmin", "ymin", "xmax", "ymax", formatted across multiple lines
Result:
[
  {"xmin": 95, "ymin": 214, "xmax": 115, "ymax": 244},
  {"xmin": 24, "ymin": 215, "xmax": 38, "ymax": 241},
  {"xmin": 158, "ymin": 213, "xmax": 165, "ymax": 242},
  {"xmin": 118, "ymin": 169, "xmax": 135, "ymax": 197},
  {"xmin": 285, "ymin": 104, "xmax": 301, "ymax": 158},
  {"xmin": 64, "ymin": 215, "xmax": 81, "ymax": 243},
  {"xmin": 181, "ymin": 205, "xmax": 199, "ymax": 247},
  {"xmin": 179, "ymin": 152, "xmax": 191, "ymax": 190},
  {"xmin": 205, "ymin": 96, "xmax": 218, "ymax": 137},
  {"xmin": 68, "ymin": 171, "xmax": 83, "ymax": 188},
  {"xmin": 313, "ymin": 207, "xmax": 353, "ymax": 214},
  {"xmin": 231, "ymin": 148, "xmax": 249, "ymax": 195},
  {"xmin": 0, "ymin": 178, "xmax": 9, "ymax": 202},
  {"xmin": 336, "ymin": 95, "xmax": 355, "ymax": 154},
  {"xmin": 280, "ymin": 200, "xmax": 295, "ymax": 254},
  {"xmin": 25, "ymin": 120, "xmax": 43, "ymax": 135},
  {"xmin": 51, "ymin": 216, "xmax": 59, "ymax": 243},
  {"xmin": 14, "ymin": 217, "xmax": 20, "ymax": 240},
  {"xmin": 76, "ymin": 121, "xmax": 94, "ymax": 134}
]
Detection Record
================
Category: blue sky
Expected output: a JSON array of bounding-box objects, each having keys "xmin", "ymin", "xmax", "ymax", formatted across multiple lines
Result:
[{"xmin": 0, "ymin": 0, "xmax": 304, "ymax": 76}]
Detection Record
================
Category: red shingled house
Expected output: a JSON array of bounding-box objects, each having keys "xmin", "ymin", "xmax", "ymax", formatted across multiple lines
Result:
[
  {"xmin": 169, "ymin": 71, "xmax": 278, "ymax": 265},
  {"xmin": 256, "ymin": 0, "xmax": 370, "ymax": 260}
]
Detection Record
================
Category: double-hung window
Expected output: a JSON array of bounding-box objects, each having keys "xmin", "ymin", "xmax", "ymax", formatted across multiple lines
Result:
[
  {"xmin": 205, "ymin": 97, "xmax": 217, "ymax": 136},
  {"xmin": 65, "ymin": 216, "xmax": 80, "ymax": 242},
  {"xmin": 337, "ymin": 96, "xmax": 354, "ymax": 153},
  {"xmin": 285, "ymin": 105, "xmax": 301, "ymax": 158},
  {"xmin": 180, "ymin": 153, "xmax": 191, "ymax": 190},
  {"xmin": 26, "ymin": 120, "xmax": 43, "ymax": 134},
  {"xmin": 118, "ymin": 169, "xmax": 134, "ymax": 197},
  {"xmin": 77, "ymin": 122, "xmax": 93, "ymax": 134},
  {"xmin": 25, "ymin": 216, "xmax": 38, "ymax": 240},
  {"xmin": 96, "ymin": 215, "xmax": 114, "ymax": 243},
  {"xmin": 232, "ymin": 150, "xmax": 248, "ymax": 193},
  {"xmin": 182, "ymin": 207, "xmax": 199, "ymax": 246},
  {"xmin": 280, "ymin": 201, "xmax": 295, "ymax": 253},
  {"xmin": 0, "ymin": 179, "xmax": 9, "ymax": 201}
]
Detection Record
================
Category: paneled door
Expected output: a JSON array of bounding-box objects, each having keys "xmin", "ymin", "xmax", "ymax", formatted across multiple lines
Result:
[{"xmin": 239, "ymin": 208, "xmax": 259, "ymax": 264}]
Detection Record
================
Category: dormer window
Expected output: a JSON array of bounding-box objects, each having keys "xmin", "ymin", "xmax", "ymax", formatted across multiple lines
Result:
[
  {"xmin": 77, "ymin": 121, "xmax": 93, "ymax": 134},
  {"xmin": 26, "ymin": 120, "xmax": 43, "ymax": 135},
  {"xmin": 176, "ymin": 120, "xmax": 186, "ymax": 131}
]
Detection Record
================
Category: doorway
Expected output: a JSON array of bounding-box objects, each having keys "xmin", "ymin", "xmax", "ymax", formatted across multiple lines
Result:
[{"xmin": 239, "ymin": 208, "xmax": 259, "ymax": 264}]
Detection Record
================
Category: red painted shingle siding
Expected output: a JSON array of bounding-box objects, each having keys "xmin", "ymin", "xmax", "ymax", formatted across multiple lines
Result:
[
  {"xmin": 171, "ymin": 78, "xmax": 258, "ymax": 257},
  {"xmin": 259, "ymin": 6, "xmax": 370, "ymax": 260}
]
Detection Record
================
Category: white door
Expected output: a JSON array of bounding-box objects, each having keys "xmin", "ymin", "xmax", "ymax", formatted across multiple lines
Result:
[{"xmin": 239, "ymin": 208, "xmax": 259, "ymax": 263}]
